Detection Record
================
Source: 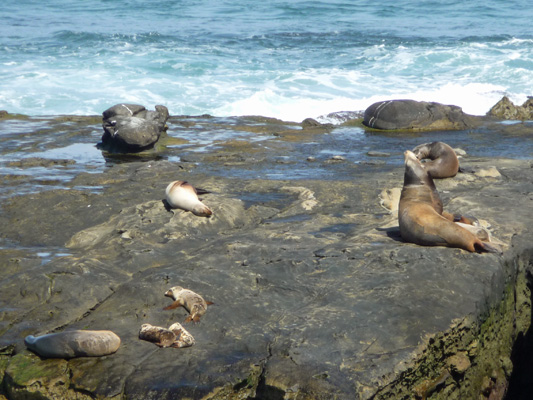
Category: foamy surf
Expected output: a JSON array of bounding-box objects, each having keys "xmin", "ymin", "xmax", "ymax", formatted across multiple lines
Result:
[{"xmin": 0, "ymin": 1, "xmax": 531, "ymax": 121}]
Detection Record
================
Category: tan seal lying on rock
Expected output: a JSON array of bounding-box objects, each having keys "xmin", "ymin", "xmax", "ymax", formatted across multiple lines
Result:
[
  {"xmin": 163, "ymin": 286, "xmax": 213, "ymax": 323},
  {"xmin": 399, "ymin": 150, "xmax": 500, "ymax": 253},
  {"xmin": 412, "ymin": 141, "xmax": 459, "ymax": 179},
  {"xmin": 165, "ymin": 180, "xmax": 213, "ymax": 217},
  {"xmin": 24, "ymin": 330, "xmax": 121, "ymax": 359},
  {"xmin": 139, "ymin": 323, "xmax": 195, "ymax": 348}
]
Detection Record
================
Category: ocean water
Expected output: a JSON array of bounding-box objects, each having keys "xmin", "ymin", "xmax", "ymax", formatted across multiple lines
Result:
[{"xmin": 1, "ymin": 0, "xmax": 532, "ymax": 122}]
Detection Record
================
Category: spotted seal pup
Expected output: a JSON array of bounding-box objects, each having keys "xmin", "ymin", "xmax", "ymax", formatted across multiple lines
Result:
[
  {"xmin": 163, "ymin": 286, "xmax": 213, "ymax": 323},
  {"xmin": 139, "ymin": 323, "xmax": 195, "ymax": 348}
]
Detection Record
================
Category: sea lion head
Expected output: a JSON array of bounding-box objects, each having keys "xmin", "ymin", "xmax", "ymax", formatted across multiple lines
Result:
[
  {"xmin": 165, "ymin": 286, "xmax": 184, "ymax": 299},
  {"xmin": 403, "ymin": 150, "xmax": 431, "ymax": 186},
  {"xmin": 412, "ymin": 142, "xmax": 432, "ymax": 160}
]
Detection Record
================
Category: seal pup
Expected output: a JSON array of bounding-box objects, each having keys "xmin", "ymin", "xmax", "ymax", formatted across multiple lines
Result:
[
  {"xmin": 399, "ymin": 150, "xmax": 500, "ymax": 253},
  {"xmin": 139, "ymin": 323, "xmax": 195, "ymax": 348},
  {"xmin": 24, "ymin": 330, "xmax": 121, "ymax": 359},
  {"xmin": 169, "ymin": 322, "xmax": 196, "ymax": 348},
  {"xmin": 165, "ymin": 180, "xmax": 212, "ymax": 217},
  {"xmin": 412, "ymin": 141, "xmax": 459, "ymax": 179},
  {"xmin": 139, "ymin": 324, "xmax": 177, "ymax": 348},
  {"xmin": 163, "ymin": 286, "xmax": 213, "ymax": 323}
]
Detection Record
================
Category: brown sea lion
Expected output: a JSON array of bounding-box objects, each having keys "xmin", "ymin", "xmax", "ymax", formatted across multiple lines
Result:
[
  {"xmin": 412, "ymin": 141, "xmax": 459, "ymax": 179},
  {"xmin": 163, "ymin": 286, "xmax": 214, "ymax": 323},
  {"xmin": 398, "ymin": 150, "xmax": 500, "ymax": 253},
  {"xmin": 165, "ymin": 180, "xmax": 212, "ymax": 217},
  {"xmin": 24, "ymin": 330, "xmax": 121, "ymax": 359}
]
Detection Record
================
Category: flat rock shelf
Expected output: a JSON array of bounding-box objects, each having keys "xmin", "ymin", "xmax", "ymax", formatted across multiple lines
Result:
[{"xmin": 0, "ymin": 113, "xmax": 532, "ymax": 399}]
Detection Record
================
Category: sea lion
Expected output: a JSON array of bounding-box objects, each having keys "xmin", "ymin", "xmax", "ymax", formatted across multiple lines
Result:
[
  {"xmin": 163, "ymin": 286, "xmax": 213, "ymax": 323},
  {"xmin": 24, "ymin": 330, "xmax": 121, "ymax": 359},
  {"xmin": 412, "ymin": 141, "xmax": 459, "ymax": 179},
  {"xmin": 398, "ymin": 150, "xmax": 500, "ymax": 253},
  {"xmin": 165, "ymin": 180, "xmax": 212, "ymax": 217}
]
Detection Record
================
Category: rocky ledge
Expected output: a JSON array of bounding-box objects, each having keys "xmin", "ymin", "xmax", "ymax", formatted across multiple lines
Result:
[{"xmin": 0, "ymin": 110, "xmax": 532, "ymax": 399}]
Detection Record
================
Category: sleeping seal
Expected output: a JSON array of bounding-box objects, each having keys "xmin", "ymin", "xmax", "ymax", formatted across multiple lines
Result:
[
  {"xmin": 163, "ymin": 286, "xmax": 213, "ymax": 323},
  {"xmin": 399, "ymin": 150, "xmax": 500, "ymax": 253},
  {"xmin": 165, "ymin": 180, "xmax": 212, "ymax": 217},
  {"xmin": 24, "ymin": 330, "xmax": 121, "ymax": 359},
  {"xmin": 138, "ymin": 323, "xmax": 195, "ymax": 348}
]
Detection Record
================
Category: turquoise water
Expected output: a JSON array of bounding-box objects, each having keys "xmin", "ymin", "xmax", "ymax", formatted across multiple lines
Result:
[{"xmin": 1, "ymin": 0, "xmax": 532, "ymax": 121}]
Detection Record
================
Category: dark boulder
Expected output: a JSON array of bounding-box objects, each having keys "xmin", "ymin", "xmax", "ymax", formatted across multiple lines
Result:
[
  {"xmin": 363, "ymin": 99, "xmax": 478, "ymax": 131},
  {"xmin": 101, "ymin": 104, "xmax": 169, "ymax": 152}
]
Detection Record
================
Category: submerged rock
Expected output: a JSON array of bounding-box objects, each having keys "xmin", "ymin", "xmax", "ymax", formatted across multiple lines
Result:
[
  {"xmin": 363, "ymin": 99, "xmax": 479, "ymax": 130},
  {"xmin": 100, "ymin": 103, "xmax": 169, "ymax": 152}
]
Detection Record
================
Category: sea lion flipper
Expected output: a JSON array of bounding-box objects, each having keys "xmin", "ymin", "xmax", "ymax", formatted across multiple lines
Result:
[
  {"xmin": 206, "ymin": 301, "xmax": 214, "ymax": 306},
  {"xmin": 476, "ymin": 241, "xmax": 503, "ymax": 254},
  {"xmin": 163, "ymin": 300, "xmax": 183, "ymax": 310},
  {"xmin": 184, "ymin": 315, "xmax": 193, "ymax": 323}
]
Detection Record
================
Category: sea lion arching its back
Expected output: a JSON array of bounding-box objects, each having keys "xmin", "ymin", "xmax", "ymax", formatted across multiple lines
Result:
[
  {"xmin": 412, "ymin": 141, "xmax": 459, "ymax": 179},
  {"xmin": 398, "ymin": 150, "xmax": 499, "ymax": 253}
]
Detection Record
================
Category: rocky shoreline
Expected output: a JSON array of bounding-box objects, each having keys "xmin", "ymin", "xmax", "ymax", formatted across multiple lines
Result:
[{"xmin": 0, "ymin": 104, "xmax": 532, "ymax": 399}]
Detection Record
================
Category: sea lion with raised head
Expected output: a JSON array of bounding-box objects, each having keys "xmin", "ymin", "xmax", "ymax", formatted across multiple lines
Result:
[
  {"xmin": 165, "ymin": 180, "xmax": 212, "ymax": 217},
  {"xmin": 412, "ymin": 141, "xmax": 459, "ymax": 179},
  {"xmin": 163, "ymin": 286, "xmax": 213, "ymax": 323},
  {"xmin": 24, "ymin": 330, "xmax": 121, "ymax": 359},
  {"xmin": 399, "ymin": 150, "xmax": 500, "ymax": 253}
]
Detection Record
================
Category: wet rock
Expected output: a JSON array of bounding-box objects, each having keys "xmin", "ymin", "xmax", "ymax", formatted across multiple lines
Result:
[
  {"xmin": 363, "ymin": 99, "xmax": 479, "ymax": 130},
  {"xmin": 1, "ymin": 114, "xmax": 533, "ymax": 400},
  {"xmin": 367, "ymin": 151, "xmax": 390, "ymax": 157},
  {"xmin": 4, "ymin": 352, "xmax": 70, "ymax": 399},
  {"xmin": 100, "ymin": 104, "xmax": 169, "ymax": 152}
]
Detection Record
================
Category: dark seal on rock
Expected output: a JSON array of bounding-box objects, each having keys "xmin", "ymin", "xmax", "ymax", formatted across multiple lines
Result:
[
  {"xmin": 24, "ymin": 330, "xmax": 121, "ymax": 359},
  {"xmin": 363, "ymin": 99, "xmax": 477, "ymax": 131},
  {"xmin": 100, "ymin": 103, "xmax": 169, "ymax": 152},
  {"xmin": 412, "ymin": 141, "xmax": 459, "ymax": 179},
  {"xmin": 398, "ymin": 150, "xmax": 500, "ymax": 253}
]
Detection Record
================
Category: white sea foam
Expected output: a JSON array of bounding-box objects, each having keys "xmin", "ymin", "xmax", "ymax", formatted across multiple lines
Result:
[{"xmin": 1, "ymin": 5, "xmax": 532, "ymax": 122}]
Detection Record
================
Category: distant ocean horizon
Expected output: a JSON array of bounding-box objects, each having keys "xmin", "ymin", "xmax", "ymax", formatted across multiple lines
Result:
[{"xmin": 1, "ymin": 0, "xmax": 532, "ymax": 122}]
